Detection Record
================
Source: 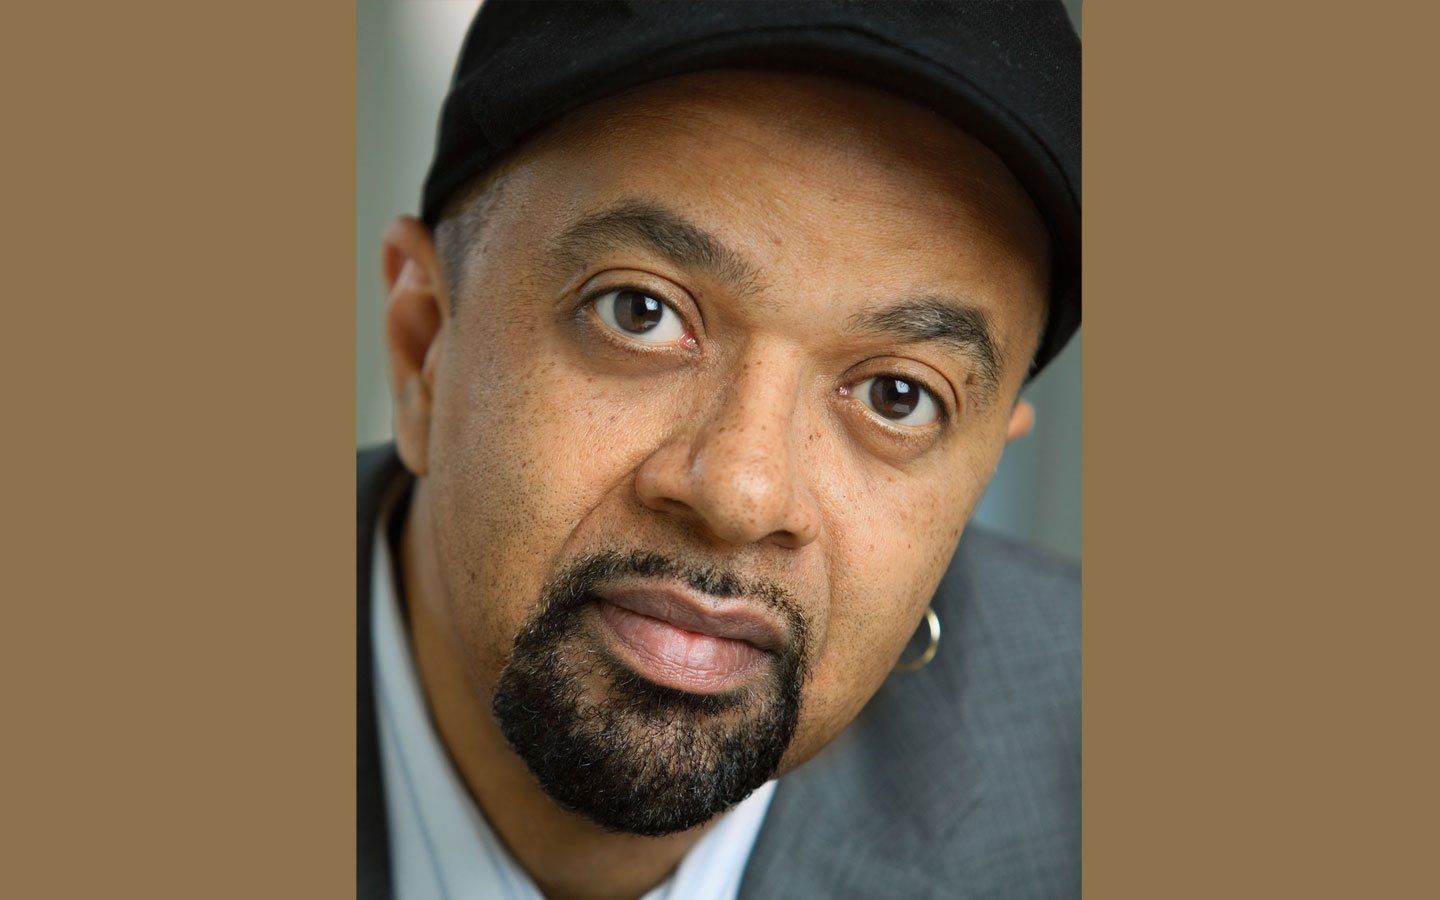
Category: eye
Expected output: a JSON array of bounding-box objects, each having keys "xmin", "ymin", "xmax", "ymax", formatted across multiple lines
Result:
[
  {"xmin": 854, "ymin": 375, "xmax": 942, "ymax": 427},
  {"xmin": 591, "ymin": 289, "xmax": 687, "ymax": 344}
]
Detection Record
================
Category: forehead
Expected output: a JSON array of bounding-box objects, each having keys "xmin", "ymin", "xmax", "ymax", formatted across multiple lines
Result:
[{"xmin": 465, "ymin": 70, "xmax": 1050, "ymax": 383}]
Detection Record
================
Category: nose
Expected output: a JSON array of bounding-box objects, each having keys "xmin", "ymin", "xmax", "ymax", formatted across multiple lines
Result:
[{"xmin": 635, "ymin": 360, "xmax": 821, "ymax": 550}]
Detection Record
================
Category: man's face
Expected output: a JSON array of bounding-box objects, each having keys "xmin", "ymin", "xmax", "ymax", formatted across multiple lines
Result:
[{"xmin": 398, "ymin": 71, "xmax": 1049, "ymax": 833}]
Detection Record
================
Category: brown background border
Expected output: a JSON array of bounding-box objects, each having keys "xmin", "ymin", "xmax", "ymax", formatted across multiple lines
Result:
[{"xmin": 5, "ymin": 2, "xmax": 1437, "ymax": 897}]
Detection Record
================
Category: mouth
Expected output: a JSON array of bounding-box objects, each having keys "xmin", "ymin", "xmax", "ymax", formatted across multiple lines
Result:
[{"xmin": 588, "ymin": 583, "xmax": 788, "ymax": 695}]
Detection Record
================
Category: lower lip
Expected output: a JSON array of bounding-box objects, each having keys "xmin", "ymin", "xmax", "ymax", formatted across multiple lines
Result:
[{"xmin": 592, "ymin": 601, "xmax": 772, "ymax": 694}]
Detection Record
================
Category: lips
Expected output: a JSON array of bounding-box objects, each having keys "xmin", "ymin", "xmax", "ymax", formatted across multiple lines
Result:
[{"xmin": 590, "ymin": 583, "xmax": 787, "ymax": 694}]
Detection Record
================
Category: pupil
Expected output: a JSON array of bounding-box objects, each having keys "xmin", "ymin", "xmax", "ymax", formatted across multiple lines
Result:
[
  {"xmin": 615, "ymin": 291, "xmax": 663, "ymax": 332},
  {"xmin": 870, "ymin": 377, "xmax": 916, "ymax": 419}
]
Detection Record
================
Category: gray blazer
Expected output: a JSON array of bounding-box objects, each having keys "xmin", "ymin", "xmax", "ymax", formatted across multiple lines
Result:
[{"xmin": 358, "ymin": 446, "xmax": 1080, "ymax": 899}]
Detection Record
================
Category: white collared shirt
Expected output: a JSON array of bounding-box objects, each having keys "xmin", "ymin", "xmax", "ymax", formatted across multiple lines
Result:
[{"xmin": 372, "ymin": 517, "xmax": 777, "ymax": 900}]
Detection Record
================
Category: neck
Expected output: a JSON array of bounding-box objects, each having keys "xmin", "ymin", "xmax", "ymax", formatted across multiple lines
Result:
[{"xmin": 400, "ymin": 480, "xmax": 713, "ymax": 900}]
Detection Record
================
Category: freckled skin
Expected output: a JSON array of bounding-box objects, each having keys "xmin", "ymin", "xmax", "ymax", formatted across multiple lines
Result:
[{"xmin": 387, "ymin": 71, "xmax": 1048, "ymax": 900}]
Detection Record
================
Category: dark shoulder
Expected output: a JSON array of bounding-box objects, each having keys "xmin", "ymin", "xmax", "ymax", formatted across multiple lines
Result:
[
  {"xmin": 929, "ymin": 525, "xmax": 1080, "ymax": 737},
  {"xmin": 357, "ymin": 442, "xmax": 406, "ymax": 899},
  {"xmin": 950, "ymin": 524, "xmax": 1080, "ymax": 597},
  {"xmin": 940, "ymin": 524, "xmax": 1080, "ymax": 655},
  {"xmin": 357, "ymin": 444, "xmax": 407, "ymax": 554},
  {"xmin": 358, "ymin": 443, "xmax": 404, "ymax": 498},
  {"xmin": 925, "ymin": 526, "xmax": 1080, "ymax": 897}
]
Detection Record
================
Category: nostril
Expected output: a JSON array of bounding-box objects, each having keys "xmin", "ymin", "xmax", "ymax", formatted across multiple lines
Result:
[
  {"xmin": 768, "ymin": 529, "xmax": 806, "ymax": 550},
  {"xmin": 650, "ymin": 496, "xmax": 693, "ymax": 518}
]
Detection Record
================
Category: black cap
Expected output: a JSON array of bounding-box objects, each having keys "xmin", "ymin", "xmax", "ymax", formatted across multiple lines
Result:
[{"xmin": 423, "ymin": 0, "xmax": 1080, "ymax": 374}]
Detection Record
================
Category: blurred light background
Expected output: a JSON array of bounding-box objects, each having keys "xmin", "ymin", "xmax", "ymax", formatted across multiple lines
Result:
[{"xmin": 357, "ymin": 0, "xmax": 1081, "ymax": 563}]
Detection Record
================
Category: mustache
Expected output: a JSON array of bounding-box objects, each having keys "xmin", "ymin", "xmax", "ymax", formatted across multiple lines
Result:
[{"xmin": 534, "ymin": 548, "xmax": 810, "ymax": 657}]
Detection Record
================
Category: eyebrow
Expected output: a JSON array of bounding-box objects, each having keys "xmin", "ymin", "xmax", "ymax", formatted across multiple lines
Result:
[
  {"xmin": 849, "ymin": 298, "xmax": 1003, "ymax": 401},
  {"xmin": 548, "ymin": 200, "xmax": 761, "ymax": 291},
  {"xmin": 550, "ymin": 201, "xmax": 1004, "ymax": 400}
]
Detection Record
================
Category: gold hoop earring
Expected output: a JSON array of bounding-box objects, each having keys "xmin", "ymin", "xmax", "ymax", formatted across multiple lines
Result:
[{"xmin": 894, "ymin": 607, "xmax": 940, "ymax": 673}]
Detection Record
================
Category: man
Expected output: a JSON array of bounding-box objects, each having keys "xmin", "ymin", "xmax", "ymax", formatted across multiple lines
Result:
[{"xmin": 359, "ymin": 3, "xmax": 1080, "ymax": 899}]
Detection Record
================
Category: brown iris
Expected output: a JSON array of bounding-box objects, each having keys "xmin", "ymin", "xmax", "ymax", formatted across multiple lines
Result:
[
  {"xmin": 868, "ymin": 376, "xmax": 919, "ymax": 420},
  {"xmin": 613, "ymin": 290, "xmax": 664, "ymax": 333}
]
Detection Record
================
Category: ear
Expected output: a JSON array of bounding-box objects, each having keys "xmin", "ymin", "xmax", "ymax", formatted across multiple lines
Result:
[
  {"xmin": 1005, "ymin": 398, "xmax": 1035, "ymax": 442},
  {"xmin": 382, "ymin": 216, "xmax": 450, "ymax": 477}
]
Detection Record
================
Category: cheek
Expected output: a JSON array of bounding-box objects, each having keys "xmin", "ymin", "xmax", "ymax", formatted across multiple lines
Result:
[
  {"xmin": 785, "ymin": 454, "xmax": 983, "ymax": 764},
  {"xmin": 423, "ymin": 325, "xmax": 688, "ymax": 670}
]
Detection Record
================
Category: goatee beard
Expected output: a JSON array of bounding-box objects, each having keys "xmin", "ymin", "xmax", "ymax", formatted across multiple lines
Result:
[{"xmin": 491, "ymin": 550, "xmax": 809, "ymax": 836}]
